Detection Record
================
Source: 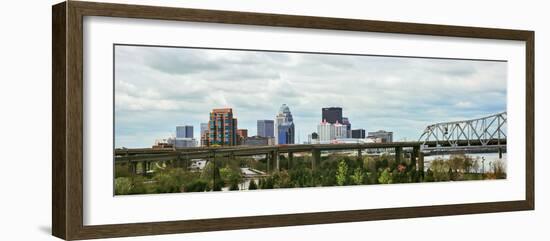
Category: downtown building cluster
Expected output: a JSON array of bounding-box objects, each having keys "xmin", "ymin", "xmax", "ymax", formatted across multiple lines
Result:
[
  {"xmin": 153, "ymin": 104, "xmax": 393, "ymax": 148},
  {"xmin": 307, "ymin": 107, "xmax": 392, "ymax": 144},
  {"xmin": 199, "ymin": 104, "xmax": 296, "ymax": 147}
]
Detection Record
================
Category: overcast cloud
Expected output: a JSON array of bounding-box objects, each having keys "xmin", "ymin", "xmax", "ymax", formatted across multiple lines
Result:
[{"xmin": 114, "ymin": 45, "xmax": 507, "ymax": 148}]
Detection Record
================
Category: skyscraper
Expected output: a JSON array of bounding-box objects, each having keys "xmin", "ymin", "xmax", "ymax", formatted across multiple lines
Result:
[
  {"xmin": 334, "ymin": 122, "xmax": 347, "ymax": 139},
  {"xmin": 274, "ymin": 104, "xmax": 295, "ymax": 145},
  {"xmin": 176, "ymin": 125, "xmax": 193, "ymax": 138},
  {"xmin": 200, "ymin": 123, "xmax": 208, "ymax": 146},
  {"xmin": 174, "ymin": 125, "xmax": 197, "ymax": 148},
  {"xmin": 342, "ymin": 117, "xmax": 351, "ymax": 138},
  {"xmin": 317, "ymin": 120, "xmax": 334, "ymax": 142},
  {"xmin": 352, "ymin": 129, "xmax": 366, "ymax": 139},
  {"xmin": 318, "ymin": 120, "xmax": 348, "ymax": 142},
  {"xmin": 206, "ymin": 108, "xmax": 238, "ymax": 146},
  {"xmin": 322, "ymin": 107, "xmax": 343, "ymax": 124},
  {"xmin": 257, "ymin": 120, "xmax": 275, "ymax": 137},
  {"xmin": 200, "ymin": 123, "xmax": 208, "ymax": 137}
]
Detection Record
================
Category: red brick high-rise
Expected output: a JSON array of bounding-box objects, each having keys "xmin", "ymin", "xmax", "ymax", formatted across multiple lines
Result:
[{"xmin": 204, "ymin": 108, "xmax": 238, "ymax": 146}]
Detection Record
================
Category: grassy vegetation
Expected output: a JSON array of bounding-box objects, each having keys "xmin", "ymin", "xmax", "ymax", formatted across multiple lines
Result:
[{"xmin": 114, "ymin": 153, "xmax": 506, "ymax": 195}]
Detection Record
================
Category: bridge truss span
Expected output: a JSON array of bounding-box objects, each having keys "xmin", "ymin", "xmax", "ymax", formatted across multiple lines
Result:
[{"xmin": 419, "ymin": 112, "xmax": 507, "ymax": 147}]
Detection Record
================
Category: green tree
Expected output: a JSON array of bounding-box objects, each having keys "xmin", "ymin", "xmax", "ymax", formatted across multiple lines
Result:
[
  {"xmin": 463, "ymin": 156, "xmax": 474, "ymax": 173},
  {"xmin": 472, "ymin": 158, "xmax": 481, "ymax": 173},
  {"xmin": 248, "ymin": 179, "xmax": 258, "ymax": 190},
  {"xmin": 276, "ymin": 171, "xmax": 293, "ymax": 188},
  {"xmin": 408, "ymin": 169, "xmax": 419, "ymax": 183},
  {"xmin": 378, "ymin": 168, "xmax": 392, "ymax": 184},
  {"xmin": 431, "ymin": 159, "xmax": 450, "ymax": 182},
  {"xmin": 263, "ymin": 177, "xmax": 274, "ymax": 189},
  {"xmin": 201, "ymin": 161, "xmax": 224, "ymax": 191},
  {"xmin": 336, "ymin": 160, "xmax": 348, "ymax": 186},
  {"xmin": 220, "ymin": 167, "xmax": 242, "ymax": 191},
  {"xmin": 129, "ymin": 176, "xmax": 148, "ymax": 194},
  {"xmin": 392, "ymin": 164, "xmax": 408, "ymax": 183},
  {"xmin": 289, "ymin": 166, "xmax": 313, "ymax": 187},
  {"xmin": 449, "ymin": 167, "xmax": 456, "ymax": 181},
  {"xmin": 449, "ymin": 155, "xmax": 465, "ymax": 173},
  {"xmin": 350, "ymin": 168, "xmax": 364, "ymax": 185}
]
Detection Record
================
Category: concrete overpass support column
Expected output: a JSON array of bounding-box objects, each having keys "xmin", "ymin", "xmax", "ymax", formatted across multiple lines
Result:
[
  {"xmin": 184, "ymin": 156, "xmax": 189, "ymax": 171},
  {"xmin": 357, "ymin": 149, "xmax": 363, "ymax": 168},
  {"xmin": 418, "ymin": 152, "xmax": 425, "ymax": 179},
  {"xmin": 395, "ymin": 147, "xmax": 403, "ymax": 164},
  {"xmin": 265, "ymin": 152, "xmax": 271, "ymax": 174},
  {"xmin": 141, "ymin": 161, "xmax": 148, "ymax": 176},
  {"xmin": 288, "ymin": 152, "xmax": 294, "ymax": 170},
  {"xmin": 411, "ymin": 147, "xmax": 419, "ymax": 170},
  {"xmin": 312, "ymin": 149, "xmax": 320, "ymax": 170},
  {"xmin": 274, "ymin": 151, "xmax": 280, "ymax": 172},
  {"xmin": 128, "ymin": 161, "xmax": 137, "ymax": 175},
  {"xmin": 175, "ymin": 155, "xmax": 181, "ymax": 168}
]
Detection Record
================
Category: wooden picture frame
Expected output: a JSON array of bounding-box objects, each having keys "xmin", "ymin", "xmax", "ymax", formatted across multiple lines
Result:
[{"xmin": 52, "ymin": 1, "xmax": 534, "ymax": 240}]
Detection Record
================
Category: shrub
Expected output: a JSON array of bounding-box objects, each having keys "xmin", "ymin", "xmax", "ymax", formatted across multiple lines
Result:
[
  {"xmin": 154, "ymin": 172, "xmax": 180, "ymax": 193},
  {"xmin": 424, "ymin": 168, "xmax": 434, "ymax": 182},
  {"xmin": 488, "ymin": 160, "xmax": 506, "ymax": 179},
  {"xmin": 248, "ymin": 180, "xmax": 258, "ymax": 190},
  {"xmin": 229, "ymin": 182, "xmax": 240, "ymax": 191},
  {"xmin": 184, "ymin": 180, "xmax": 208, "ymax": 192},
  {"xmin": 114, "ymin": 164, "xmax": 132, "ymax": 178},
  {"xmin": 390, "ymin": 164, "xmax": 408, "ymax": 183},
  {"xmin": 114, "ymin": 177, "xmax": 132, "ymax": 195},
  {"xmin": 276, "ymin": 171, "xmax": 294, "ymax": 188}
]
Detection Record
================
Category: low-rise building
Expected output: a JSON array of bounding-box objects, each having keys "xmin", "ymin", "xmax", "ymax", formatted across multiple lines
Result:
[
  {"xmin": 368, "ymin": 130, "xmax": 393, "ymax": 143},
  {"xmin": 243, "ymin": 135, "xmax": 271, "ymax": 146}
]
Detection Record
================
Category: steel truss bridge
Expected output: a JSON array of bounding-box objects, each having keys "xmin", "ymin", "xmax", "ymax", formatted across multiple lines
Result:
[{"xmin": 418, "ymin": 112, "xmax": 506, "ymax": 153}]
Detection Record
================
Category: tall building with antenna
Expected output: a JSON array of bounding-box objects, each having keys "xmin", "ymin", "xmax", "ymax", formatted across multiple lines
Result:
[{"xmin": 274, "ymin": 104, "xmax": 295, "ymax": 145}]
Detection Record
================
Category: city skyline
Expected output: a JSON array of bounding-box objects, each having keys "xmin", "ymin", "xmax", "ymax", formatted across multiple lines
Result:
[{"xmin": 115, "ymin": 45, "xmax": 506, "ymax": 148}]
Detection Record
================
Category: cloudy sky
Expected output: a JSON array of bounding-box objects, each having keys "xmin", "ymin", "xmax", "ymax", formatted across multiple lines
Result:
[{"xmin": 114, "ymin": 45, "xmax": 507, "ymax": 148}]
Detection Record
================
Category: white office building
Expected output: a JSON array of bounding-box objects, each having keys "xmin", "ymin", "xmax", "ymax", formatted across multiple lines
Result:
[
  {"xmin": 317, "ymin": 121, "xmax": 334, "ymax": 142},
  {"xmin": 334, "ymin": 122, "xmax": 347, "ymax": 139}
]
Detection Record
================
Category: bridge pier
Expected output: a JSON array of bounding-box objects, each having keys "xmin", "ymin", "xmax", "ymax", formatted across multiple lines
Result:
[
  {"xmin": 418, "ymin": 152, "xmax": 424, "ymax": 179},
  {"xmin": 273, "ymin": 150, "xmax": 280, "ymax": 172},
  {"xmin": 395, "ymin": 147, "xmax": 403, "ymax": 164},
  {"xmin": 288, "ymin": 152, "xmax": 293, "ymax": 170},
  {"xmin": 312, "ymin": 149, "xmax": 320, "ymax": 170},
  {"xmin": 174, "ymin": 154, "xmax": 181, "ymax": 168},
  {"xmin": 266, "ymin": 152, "xmax": 270, "ymax": 174},
  {"xmin": 185, "ymin": 155, "xmax": 190, "ymax": 170},
  {"xmin": 357, "ymin": 149, "xmax": 363, "ymax": 168},
  {"xmin": 141, "ymin": 161, "xmax": 148, "ymax": 176},
  {"xmin": 128, "ymin": 161, "xmax": 137, "ymax": 175},
  {"xmin": 498, "ymin": 147, "xmax": 503, "ymax": 159},
  {"xmin": 411, "ymin": 146, "xmax": 419, "ymax": 169}
]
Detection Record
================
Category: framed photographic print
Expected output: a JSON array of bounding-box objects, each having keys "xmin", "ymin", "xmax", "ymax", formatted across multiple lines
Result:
[{"xmin": 52, "ymin": 1, "xmax": 534, "ymax": 240}]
